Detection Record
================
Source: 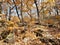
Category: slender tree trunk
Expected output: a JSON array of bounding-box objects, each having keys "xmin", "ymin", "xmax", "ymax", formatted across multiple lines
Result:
[
  {"xmin": 6, "ymin": 9, "xmax": 8, "ymax": 20},
  {"xmin": 55, "ymin": 7, "xmax": 59, "ymax": 15},
  {"xmin": 29, "ymin": 10, "xmax": 32, "ymax": 21},
  {"xmin": 34, "ymin": 0, "xmax": 40, "ymax": 24},
  {"xmin": 27, "ymin": 4, "xmax": 32, "ymax": 21},
  {"xmin": 9, "ymin": 7, "xmax": 11, "ymax": 21},
  {"xmin": 27, "ymin": 10, "xmax": 32, "ymax": 21},
  {"xmin": 13, "ymin": 0, "xmax": 20, "ymax": 20},
  {"xmin": 0, "ymin": 2, "xmax": 2, "ymax": 14},
  {"xmin": 20, "ymin": 0, "xmax": 24, "ymax": 23}
]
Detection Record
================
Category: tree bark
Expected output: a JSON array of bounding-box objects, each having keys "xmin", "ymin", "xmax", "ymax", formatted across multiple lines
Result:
[
  {"xmin": 13, "ymin": 0, "xmax": 20, "ymax": 20},
  {"xmin": 9, "ymin": 7, "xmax": 11, "ymax": 21},
  {"xmin": 20, "ymin": 0, "xmax": 24, "ymax": 23},
  {"xmin": 0, "ymin": 2, "xmax": 2, "ymax": 14},
  {"xmin": 34, "ymin": 0, "xmax": 40, "ymax": 24}
]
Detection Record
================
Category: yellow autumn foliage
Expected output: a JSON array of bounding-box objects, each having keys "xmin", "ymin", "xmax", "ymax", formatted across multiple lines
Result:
[
  {"xmin": 55, "ymin": 15, "xmax": 60, "ymax": 20},
  {"xmin": 23, "ymin": 16, "xmax": 30, "ymax": 23},
  {"xmin": 44, "ymin": 19, "xmax": 54, "ymax": 24},
  {"xmin": 11, "ymin": 16, "xmax": 20, "ymax": 23},
  {"xmin": 15, "ymin": 0, "xmax": 21, "ymax": 6},
  {"xmin": 22, "ymin": 9, "xmax": 29, "ymax": 12},
  {"xmin": 54, "ymin": 33, "xmax": 60, "ymax": 38},
  {"xmin": 6, "ymin": 21, "xmax": 14, "ymax": 26},
  {"xmin": 47, "ymin": 0, "xmax": 55, "ymax": 3},
  {"xmin": 25, "ymin": 32, "xmax": 37, "ymax": 39},
  {"xmin": 47, "ymin": 0, "xmax": 55, "ymax": 6},
  {"xmin": 7, "ymin": 27, "xmax": 14, "ymax": 31}
]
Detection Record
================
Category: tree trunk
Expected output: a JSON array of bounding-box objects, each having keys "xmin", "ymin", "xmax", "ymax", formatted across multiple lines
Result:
[
  {"xmin": 9, "ymin": 7, "xmax": 11, "ymax": 21},
  {"xmin": 34, "ymin": 0, "xmax": 40, "ymax": 24},
  {"xmin": 13, "ymin": 0, "xmax": 20, "ymax": 20},
  {"xmin": 27, "ymin": 10, "xmax": 32, "ymax": 21},
  {"xmin": 0, "ymin": 2, "xmax": 2, "ymax": 14},
  {"xmin": 20, "ymin": 0, "xmax": 24, "ymax": 23},
  {"xmin": 27, "ymin": 4, "xmax": 32, "ymax": 21}
]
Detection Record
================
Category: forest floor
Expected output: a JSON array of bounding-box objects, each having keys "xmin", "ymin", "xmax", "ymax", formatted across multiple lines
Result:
[{"xmin": 0, "ymin": 16, "xmax": 60, "ymax": 45}]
